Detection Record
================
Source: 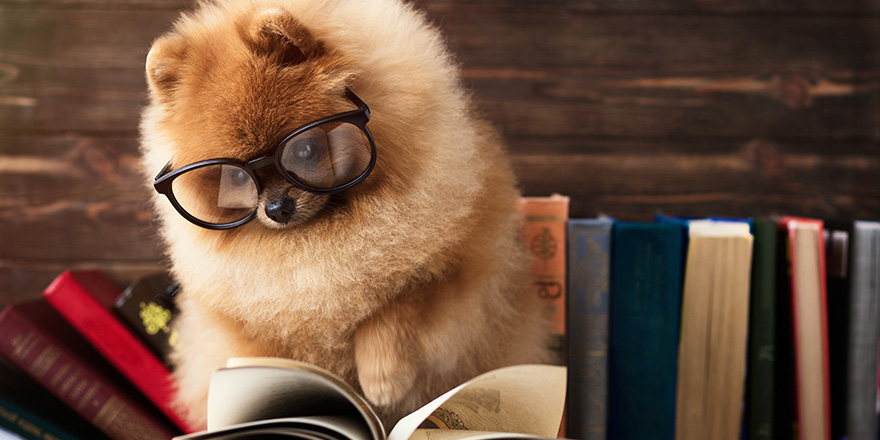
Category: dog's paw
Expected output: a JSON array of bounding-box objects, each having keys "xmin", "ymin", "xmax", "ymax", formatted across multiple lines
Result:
[
  {"xmin": 354, "ymin": 312, "xmax": 419, "ymax": 408},
  {"xmin": 359, "ymin": 363, "xmax": 417, "ymax": 407}
]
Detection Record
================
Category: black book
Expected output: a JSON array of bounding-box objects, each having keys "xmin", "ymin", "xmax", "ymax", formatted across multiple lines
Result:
[{"xmin": 112, "ymin": 273, "xmax": 180, "ymax": 367}]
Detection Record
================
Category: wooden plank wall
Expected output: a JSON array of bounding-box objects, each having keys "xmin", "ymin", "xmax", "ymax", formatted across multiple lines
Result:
[{"xmin": 1, "ymin": 0, "xmax": 878, "ymax": 303}]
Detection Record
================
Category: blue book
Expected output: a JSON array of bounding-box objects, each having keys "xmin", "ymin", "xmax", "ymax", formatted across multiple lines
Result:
[
  {"xmin": 608, "ymin": 221, "xmax": 686, "ymax": 440},
  {"xmin": 566, "ymin": 217, "xmax": 613, "ymax": 440}
]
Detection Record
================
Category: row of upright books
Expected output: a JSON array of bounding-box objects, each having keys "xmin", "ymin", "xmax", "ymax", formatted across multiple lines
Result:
[
  {"xmin": 3, "ymin": 196, "xmax": 878, "ymax": 440},
  {"xmin": 0, "ymin": 271, "xmax": 189, "ymax": 440},
  {"xmin": 518, "ymin": 195, "xmax": 880, "ymax": 440}
]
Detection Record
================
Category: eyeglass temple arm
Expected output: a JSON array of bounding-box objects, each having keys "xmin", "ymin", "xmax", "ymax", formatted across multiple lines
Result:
[
  {"xmin": 155, "ymin": 162, "xmax": 172, "ymax": 181},
  {"xmin": 345, "ymin": 89, "xmax": 370, "ymax": 121},
  {"xmin": 154, "ymin": 90, "xmax": 366, "ymax": 183}
]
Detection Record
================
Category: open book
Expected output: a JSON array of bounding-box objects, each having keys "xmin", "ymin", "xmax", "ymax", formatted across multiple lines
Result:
[{"xmin": 175, "ymin": 357, "xmax": 566, "ymax": 440}]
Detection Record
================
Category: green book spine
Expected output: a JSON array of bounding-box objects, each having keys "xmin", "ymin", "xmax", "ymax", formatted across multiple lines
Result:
[
  {"xmin": 608, "ymin": 222, "xmax": 685, "ymax": 440},
  {"xmin": 747, "ymin": 219, "xmax": 778, "ymax": 440}
]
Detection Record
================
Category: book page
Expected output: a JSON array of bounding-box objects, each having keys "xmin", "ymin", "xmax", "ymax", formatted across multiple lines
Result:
[
  {"xmin": 176, "ymin": 416, "xmax": 372, "ymax": 440},
  {"xmin": 206, "ymin": 357, "xmax": 383, "ymax": 439},
  {"xmin": 388, "ymin": 365, "xmax": 565, "ymax": 440},
  {"xmin": 792, "ymin": 223, "xmax": 828, "ymax": 440},
  {"xmin": 407, "ymin": 430, "xmax": 554, "ymax": 440}
]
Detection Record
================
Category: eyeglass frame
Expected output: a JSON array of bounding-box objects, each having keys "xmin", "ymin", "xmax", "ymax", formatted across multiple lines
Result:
[{"xmin": 153, "ymin": 89, "xmax": 377, "ymax": 230}]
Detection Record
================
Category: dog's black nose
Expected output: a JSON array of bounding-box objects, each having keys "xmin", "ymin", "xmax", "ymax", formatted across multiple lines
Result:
[{"xmin": 265, "ymin": 197, "xmax": 297, "ymax": 223}]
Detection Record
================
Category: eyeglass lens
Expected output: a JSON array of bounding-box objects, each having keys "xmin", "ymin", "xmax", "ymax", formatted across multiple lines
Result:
[
  {"xmin": 169, "ymin": 121, "xmax": 372, "ymax": 226},
  {"xmin": 279, "ymin": 122, "xmax": 372, "ymax": 188},
  {"xmin": 171, "ymin": 163, "xmax": 259, "ymax": 225}
]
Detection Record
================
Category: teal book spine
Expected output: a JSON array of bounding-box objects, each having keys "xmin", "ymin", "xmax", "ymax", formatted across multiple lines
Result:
[
  {"xmin": 608, "ymin": 222, "xmax": 685, "ymax": 440},
  {"xmin": 566, "ymin": 218, "xmax": 613, "ymax": 440},
  {"xmin": 0, "ymin": 394, "xmax": 89, "ymax": 440}
]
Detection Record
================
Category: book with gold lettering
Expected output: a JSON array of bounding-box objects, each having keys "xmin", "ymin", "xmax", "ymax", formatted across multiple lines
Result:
[
  {"xmin": 111, "ymin": 273, "xmax": 180, "ymax": 367},
  {"xmin": 42, "ymin": 270, "xmax": 194, "ymax": 433},
  {"xmin": 0, "ymin": 300, "xmax": 180, "ymax": 440},
  {"xmin": 566, "ymin": 217, "xmax": 612, "ymax": 440},
  {"xmin": 517, "ymin": 194, "xmax": 570, "ymax": 366}
]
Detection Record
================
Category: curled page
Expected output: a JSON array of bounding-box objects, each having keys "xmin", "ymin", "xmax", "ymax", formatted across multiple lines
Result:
[
  {"xmin": 388, "ymin": 364, "xmax": 566, "ymax": 440},
  {"xmin": 208, "ymin": 357, "xmax": 383, "ymax": 439}
]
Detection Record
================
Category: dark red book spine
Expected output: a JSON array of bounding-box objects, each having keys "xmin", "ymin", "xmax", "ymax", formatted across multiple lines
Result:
[
  {"xmin": 42, "ymin": 270, "xmax": 194, "ymax": 433},
  {"xmin": 0, "ymin": 303, "xmax": 177, "ymax": 440}
]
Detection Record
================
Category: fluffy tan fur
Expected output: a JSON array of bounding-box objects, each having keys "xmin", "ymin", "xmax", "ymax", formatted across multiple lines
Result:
[{"xmin": 139, "ymin": 0, "xmax": 552, "ymax": 430}]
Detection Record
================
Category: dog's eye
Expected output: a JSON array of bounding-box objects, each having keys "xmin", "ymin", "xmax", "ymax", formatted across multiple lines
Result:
[
  {"xmin": 285, "ymin": 136, "xmax": 327, "ymax": 165},
  {"xmin": 294, "ymin": 140, "xmax": 316, "ymax": 160},
  {"xmin": 228, "ymin": 168, "xmax": 250, "ymax": 186},
  {"xmin": 280, "ymin": 128, "xmax": 334, "ymax": 188}
]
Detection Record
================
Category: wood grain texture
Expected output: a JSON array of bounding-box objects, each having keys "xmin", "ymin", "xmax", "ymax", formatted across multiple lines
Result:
[
  {"xmin": 0, "ymin": 134, "xmax": 162, "ymax": 261},
  {"xmin": 0, "ymin": 6, "xmax": 177, "ymax": 132},
  {"xmin": 0, "ymin": 0, "xmax": 878, "ymax": 303},
  {"xmin": 6, "ymin": 0, "xmax": 879, "ymax": 13},
  {"xmin": 3, "ymin": 7, "xmax": 877, "ymax": 137},
  {"xmin": 512, "ymin": 138, "xmax": 880, "ymax": 220}
]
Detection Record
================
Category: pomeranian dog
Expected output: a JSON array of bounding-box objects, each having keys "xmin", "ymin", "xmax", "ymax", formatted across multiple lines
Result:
[{"xmin": 139, "ymin": 0, "xmax": 552, "ymax": 430}]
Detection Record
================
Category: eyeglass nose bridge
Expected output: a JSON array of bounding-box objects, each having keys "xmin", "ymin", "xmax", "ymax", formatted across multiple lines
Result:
[
  {"xmin": 242, "ymin": 155, "xmax": 282, "ymax": 195},
  {"xmin": 246, "ymin": 155, "xmax": 276, "ymax": 171}
]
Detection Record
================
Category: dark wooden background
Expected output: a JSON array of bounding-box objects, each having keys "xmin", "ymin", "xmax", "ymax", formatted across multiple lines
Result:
[{"xmin": 1, "ymin": 0, "xmax": 878, "ymax": 304}]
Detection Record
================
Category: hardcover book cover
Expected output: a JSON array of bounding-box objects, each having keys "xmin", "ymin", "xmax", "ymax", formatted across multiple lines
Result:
[
  {"xmin": 778, "ymin": 217, "xmax": 832, "ymax": 440},
  {"xmin": 608, "ymin": 221, "xmax": 685, "ymax": 440},
  {"xmin": 42, "ymin": 270, "xmax": 194, "ymax": 433},
  {"xmin": 517, "ymin": 194, "xmax": 570, "ymax": 366},
  {"xmin": 675, "ymin": 220, "xmax": 754, "ymax": 440},
  {"xmin": 112, "ymin": 273, "xmax": 180, "ymax": 367},
  {"xmin": 0, "ymin": 301, "xmax": 179, "ymax": 440},
  {"xmin": 566, "ymin": 217, "xmax": 613, "ymax": 440}
]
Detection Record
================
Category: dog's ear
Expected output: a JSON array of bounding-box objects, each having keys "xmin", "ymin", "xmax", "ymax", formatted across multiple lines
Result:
[
  {"xmin": 246, "ymin": 8, "xmax": 322, "ymax": 67},
  {"xmin": 145, "ymin": 34, "xmax": 186, "ymax": 101}
]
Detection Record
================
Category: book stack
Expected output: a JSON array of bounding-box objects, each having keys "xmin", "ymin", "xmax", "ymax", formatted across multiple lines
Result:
[
  {"xmin": 0, "ymin": 270, "xmax": 193, "ymax": 440},
  {"xmin": 561, "ymin": 209, "xmax": 880, "ymax": 440}
]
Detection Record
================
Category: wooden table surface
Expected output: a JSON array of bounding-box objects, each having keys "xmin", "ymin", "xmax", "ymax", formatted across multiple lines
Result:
[{"xmin": 1, "ymin": 0, "xmax": 878, "ymax": 302}]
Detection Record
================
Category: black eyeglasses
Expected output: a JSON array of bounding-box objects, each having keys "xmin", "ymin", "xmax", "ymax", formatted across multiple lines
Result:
[{"xmin": 153, "ymin": 89, "xmax": 376, "ymax": 230}]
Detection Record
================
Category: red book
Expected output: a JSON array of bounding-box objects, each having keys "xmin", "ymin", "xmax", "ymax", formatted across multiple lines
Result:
[
  {"xmin": 779, "ymin": 217, "xmax": 832, "ymax": 440},
  {"xmin": 42, "ymin": 270, "xmax": 196, "ymax": 433},
  {"xmin": 0, "ymin": 301, "xmax": 178, "ymax": 440}
]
